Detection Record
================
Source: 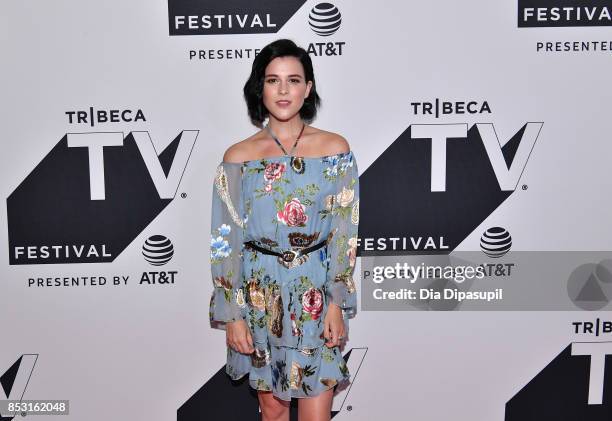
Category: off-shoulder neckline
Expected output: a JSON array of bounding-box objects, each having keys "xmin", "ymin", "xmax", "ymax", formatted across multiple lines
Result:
[{"xmin": 220, "ymin": 150, "xmax": 353, "ymax": 165}]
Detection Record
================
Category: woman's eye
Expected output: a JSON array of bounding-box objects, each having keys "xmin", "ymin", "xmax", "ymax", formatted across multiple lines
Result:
[{"xmin": 266, "ymin": 78, "xmax": 301, "ymax": 84}]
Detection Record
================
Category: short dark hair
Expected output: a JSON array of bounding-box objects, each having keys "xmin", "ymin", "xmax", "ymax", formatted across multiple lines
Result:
[{"xmin": 243, "ymin": 39, "xmax": 321, "ymax": 128}]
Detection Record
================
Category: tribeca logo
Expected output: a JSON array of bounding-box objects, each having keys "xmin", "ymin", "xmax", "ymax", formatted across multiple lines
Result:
[
  {"xmin": 65, "ymin": 107, "xmax": 146, "ymax": 127},
  {"xmin": 359, "ymin": 123, "xmax": 542, "ymax": 255},
  {"xmin": 168, "ymin": 0, "xmax": 306, "ymax": 35},
  {"xmin": 518, "ymin": 0, "xmax": 612, "ymax": 27},
  {"xmin": 411, "ymin": 99, "xmax": 492, "ymax": 119},
  {"xmin": 506, "ymin": 342, "xmax": 612, "ymax": 419},
  {"xmin": 7, "ymin": 131, "xmax": 197, "ymax": 265}
]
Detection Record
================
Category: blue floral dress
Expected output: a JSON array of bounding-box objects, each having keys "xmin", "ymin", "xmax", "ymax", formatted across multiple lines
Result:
[{"xmin": 209, "ymin": 149, "xmax": 359, "ymax": 401}]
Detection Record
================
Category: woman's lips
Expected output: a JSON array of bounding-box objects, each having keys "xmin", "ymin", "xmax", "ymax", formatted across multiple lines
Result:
[{"xmin": 276, "ymin": 100, "xmax": 291, "ymax": 107}]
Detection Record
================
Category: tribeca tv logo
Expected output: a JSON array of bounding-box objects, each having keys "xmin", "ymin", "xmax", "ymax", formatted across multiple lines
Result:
[
  {"xmin": 359, "ymin": 123, "xmax": 541, "ymax": 255},
  {"xmin": 168, "ymin": 0, "xmax": 306, "ymax": 36},
  {"xmin": 506, "ymin": 342, "xmax": 612, "ymax": 419},
  {"xmin": 7, "ymin": 131, "xmax": 197, "ymax": 265},
  {"xmin": 518, "ymin": 0, "xmax": 612, "ymax": 27}
]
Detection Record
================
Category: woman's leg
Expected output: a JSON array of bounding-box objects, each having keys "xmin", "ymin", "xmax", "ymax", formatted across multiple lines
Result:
[
  {"xmin": 297, "ymin": 387, "xmax": 333, "ymax": 421},
  {"xmin": 258, "ymin": 390, "xmax": 290, "ymax": 421}
]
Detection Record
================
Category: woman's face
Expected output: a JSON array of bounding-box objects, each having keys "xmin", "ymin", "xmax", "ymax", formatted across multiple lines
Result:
[{"xmin": 262, "ymin": 56, "xmax": 312, "ymax": 123}]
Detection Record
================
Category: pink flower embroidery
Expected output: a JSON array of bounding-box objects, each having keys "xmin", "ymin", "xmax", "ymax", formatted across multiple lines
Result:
[
  {"xmin": 302, "ymin": 288, "xmax": 323, "ymax": 320},
  {"xmin": 277, "ymin": 198, "xmax": 308, "ymax": 227},
  {"xmin": 264, "ymin": 162, "xmax": 286, "ymax": 183}
]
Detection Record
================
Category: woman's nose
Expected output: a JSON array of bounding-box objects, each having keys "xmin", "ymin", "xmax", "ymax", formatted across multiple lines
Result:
[{"xmin": 279, "ymin": 80, "xmax": 288, "ymax": 94}]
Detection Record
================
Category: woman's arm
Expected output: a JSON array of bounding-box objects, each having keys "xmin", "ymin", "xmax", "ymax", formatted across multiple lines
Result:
[
  {"xmin": 209, "ymin": 163, "xmax": 246, "ymax": 325},
  {"xmin": 323, "ymin": 149, "xmax": 359, "ymax": 346}
]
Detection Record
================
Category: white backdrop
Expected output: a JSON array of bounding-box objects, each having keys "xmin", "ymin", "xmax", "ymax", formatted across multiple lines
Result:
[{"xmin": 2, "ymin": 1, "xmax": 611, "ymax": 420}]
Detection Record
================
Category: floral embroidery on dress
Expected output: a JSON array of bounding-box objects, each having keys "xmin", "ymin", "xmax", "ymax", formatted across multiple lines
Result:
[
  {"xmin": 334, "ymin": 271, "xmax": 356, "ymax": 294},
  {"xmin": 255, "ymin": 378, "xmax": 272, "ymax": 391},
  {"xmin": 236, "ymin": 288, "xmax": 246, "ymax": 307},
  {"xmin": 273, "ymin": 183, "xmax": 319, "ymax": 228},
  {"xmin": 210, "ymin": 224, "xmax": 232, "ymax": 263},
  {"xmin": 288, "ymin": 231, "xmax": 320, "ymax": 247},
  {"xmin": 214, "ymin": 165, "xmax": 244, "ymax": 228},
  {"xmin": 323, "ymin": 152, "xmax": 354, "ymax": 181},
  {"xmin": 259, "ymin": 237, "xmax": 279, "ymax": 248},
  {"xmin": 248, "ymin": 277, "xmax": 266, "ymax": 312},
  {"xmin": 209, "ymin": 151, "xmax": 359, "ymax": 401},
  {"xmin": 251, "ymin": 346, "xmax": 272, "ymax": 368},
  {"xmin": 320, "ymin": 378, "xmax": 337, "ymax": 388},
  {"xmin": 264, "ymin": 162, "xmax": 286, "ymax": 182},
  {"xmin": 301, "ymin": 287, "xmax": 324, "ymax": 320},
  {"xmin": 272, "ymin": 360, "xmax": 290, "ymax": 392},
  {"xmin": 277, "ymin": 197, "xmax": 308, "ymax": 227},
  {"xmin": 213, "ymin": 275, "xmax": 231, "ymax": 290},
  {"xmin": 336, "ymin": 185, "xmax": 355, "ymax": 207},
  {"xmin": 266, "ymin": 283, "xmax": 284, "ymax": 337},
  {"xmin": 290, "ymin": 361, "xmax": 303, "ymax": 389},
  {"xmin": 351, "ymin": 199, "xmax": 359, "ymax": 225}
]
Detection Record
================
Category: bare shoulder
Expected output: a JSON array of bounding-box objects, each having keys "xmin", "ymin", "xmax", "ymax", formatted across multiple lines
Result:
[
  {"xmin": 323, "ymin": 131, "xmax": 351, "ymax": 154},
  {"xmin": 307, "ymin": 127, "xmax": 351, "ymax": 155},
  {"xmin": 222, "ymin": 133, "xmax": 260, "ymax": 163}
]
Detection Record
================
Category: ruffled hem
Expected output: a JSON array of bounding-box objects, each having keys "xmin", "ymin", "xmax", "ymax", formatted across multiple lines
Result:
[
  {"xmin": 225, "ymin": 344, "xmax": 350, "ymax": 402},
  {"xmin": 248, "ymin": 376, "xmax": 350, "ymax": 401}
]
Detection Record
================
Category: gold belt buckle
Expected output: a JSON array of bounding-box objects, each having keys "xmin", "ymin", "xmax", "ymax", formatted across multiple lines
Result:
[
  {"xmin": 281, "ymin": 249, "xmax": 298, "ymax": 262},
  {"xmin": 278, "ymin": 249, "xmax": 306, "ymax": 269}
]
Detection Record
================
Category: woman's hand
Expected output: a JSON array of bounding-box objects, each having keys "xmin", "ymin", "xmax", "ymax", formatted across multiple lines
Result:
[
  {"xmin": 226, "ymin": 319, "xmax": 254, "ymax": 354},
  {"xmin": 323, "ymin": 303, "xmax": 346, "ymax": 348}
]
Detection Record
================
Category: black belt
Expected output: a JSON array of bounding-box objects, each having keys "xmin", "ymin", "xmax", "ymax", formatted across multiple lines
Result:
[{"xmin": 244, "ymin": 239, "xmax": 329, "ymax": 263}]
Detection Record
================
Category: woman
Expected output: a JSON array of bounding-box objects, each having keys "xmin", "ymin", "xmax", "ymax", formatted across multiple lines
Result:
[{"xmin": 209, "ymin": 38, "xmax": 359, "ymax": 421}]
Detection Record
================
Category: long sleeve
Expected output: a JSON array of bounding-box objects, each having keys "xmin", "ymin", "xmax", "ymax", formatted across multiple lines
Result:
[
  {"xmin": 209, "ymin": 162, "xmax": 246, "ymax": 327},
  {"xmin": 325, "ymin": 152, "xmax": 359, "ymax": 320}
]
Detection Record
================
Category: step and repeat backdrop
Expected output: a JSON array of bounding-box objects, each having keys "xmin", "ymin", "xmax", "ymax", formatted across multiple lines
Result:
[{"xmin": 2, "ymin": 0, "xmax": 611, "ymax": 420}]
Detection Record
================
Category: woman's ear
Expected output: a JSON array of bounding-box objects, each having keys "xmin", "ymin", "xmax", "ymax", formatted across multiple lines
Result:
[{"xmin": 305, "ymin": 80, "xmax": 313, "ymax": 99}]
